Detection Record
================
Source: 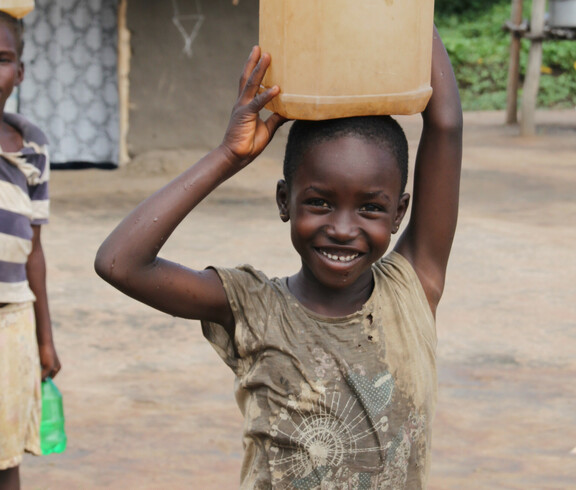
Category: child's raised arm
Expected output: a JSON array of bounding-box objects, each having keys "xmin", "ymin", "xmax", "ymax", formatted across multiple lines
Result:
[
  {"xmin": 395, "ymin": 27, "xmax": 463, "ymax": 315},
  {"xmin": 95, "ymin": 47, "xmax": 285, "ymax": 331}
]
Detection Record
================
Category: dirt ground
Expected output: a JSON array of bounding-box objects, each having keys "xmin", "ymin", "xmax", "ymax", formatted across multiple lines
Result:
[{"xmin": 21, "ymin": 110, "xmax": 576, "ymax": 489}]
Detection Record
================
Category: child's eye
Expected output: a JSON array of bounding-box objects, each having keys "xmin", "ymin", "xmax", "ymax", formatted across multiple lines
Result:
[
  {"xmin": 0, "ymin": 53, "xmax": 14, "ymax": 63},
  {"xmin": 359, "ymin": 203, "xmax": 384, "ymax": 213},
  {"xmin": 306, "ymin": 198, "xmax": 330, "ymax": 208}
]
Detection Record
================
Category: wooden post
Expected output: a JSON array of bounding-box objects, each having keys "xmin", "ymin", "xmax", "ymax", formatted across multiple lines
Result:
[
  {"xmin": 505, "ymin": 0, "xmax": 524, "ymax": 124},
  {"xmin": 118, "ymin": 0, "xmax": 131, "ymax": 166},
  {"xmin": 520, "ymin": 0, "xmax": 546, "ymax": 136}
]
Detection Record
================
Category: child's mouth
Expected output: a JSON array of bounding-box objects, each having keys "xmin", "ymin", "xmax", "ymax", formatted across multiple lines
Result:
[{"xmin": 319, "ymin": 249, "xmax": 360, "ymax": 263}]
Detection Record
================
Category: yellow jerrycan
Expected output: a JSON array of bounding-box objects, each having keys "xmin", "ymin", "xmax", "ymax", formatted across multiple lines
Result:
[
  {"xmin": 259, "ymin": 0, "xmax": 435, "ymax": 120},
  {"xmin": 0, "ymin": 0, "xmax": 35, "ymax": 18}
]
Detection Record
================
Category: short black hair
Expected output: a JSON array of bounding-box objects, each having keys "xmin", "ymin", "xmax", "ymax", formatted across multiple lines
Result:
[
  {"xmin": 0, "ymin": 11, "xmax": 24, "ymax": 58},
  {"xmin": 283, "ymin": 116, "xmax": 409, "ymax": 194}
]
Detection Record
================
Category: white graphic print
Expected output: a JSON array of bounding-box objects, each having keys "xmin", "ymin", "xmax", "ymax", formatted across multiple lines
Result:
[
  {"xmin": 171, "ymin": 0, "xmax": 205, "ymax": 58},
  {"xmin": 267, "ymin": 370, "xmax": 425, "ymax": 488}
]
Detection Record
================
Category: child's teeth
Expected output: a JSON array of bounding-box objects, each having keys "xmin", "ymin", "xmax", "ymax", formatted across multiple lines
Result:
[{"xmin": 321, "ymin": 251, "xmax": 358, "ymax": 262}]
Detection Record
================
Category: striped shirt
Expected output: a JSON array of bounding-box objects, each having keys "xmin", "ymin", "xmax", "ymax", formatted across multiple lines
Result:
[{"xmin": 0, "ymin": 113, "xmax": 49, "ymax": 304}]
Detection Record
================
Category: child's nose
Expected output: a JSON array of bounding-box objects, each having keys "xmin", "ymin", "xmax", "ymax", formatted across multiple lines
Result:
[{"xmin": 326, "ymin": 210, "xmax": 359, "ymax": 242}]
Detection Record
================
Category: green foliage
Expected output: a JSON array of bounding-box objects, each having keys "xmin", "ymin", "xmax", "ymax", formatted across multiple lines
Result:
[
  {"xmin": 435, "ymin": 0, "xmax": 504, "ymax": 17},
  {"xmin": 436, "ymin": 0, "xmax": 576, "ymax": 110}
]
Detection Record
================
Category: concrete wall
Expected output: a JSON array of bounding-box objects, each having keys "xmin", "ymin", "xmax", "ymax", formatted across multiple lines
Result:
[{"xmin": 126, "ymin": 0, "xmax": 259, "ymax": 158}]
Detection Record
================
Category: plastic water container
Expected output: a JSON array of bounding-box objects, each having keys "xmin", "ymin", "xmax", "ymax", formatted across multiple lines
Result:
[
  {"xmin": 40, "ymin": 378, "xmax": 67, "ymax": 455},
  {"xmin": 0, "ymin": 0, "xmax": 35, "ymax": 19},
  {"xmin": 259, "ymin": 0, "xmax": 435, "ymax": 120},
  {"xmin": 548, "ymin": 0, "xmax": 576, "ymax": 28}
]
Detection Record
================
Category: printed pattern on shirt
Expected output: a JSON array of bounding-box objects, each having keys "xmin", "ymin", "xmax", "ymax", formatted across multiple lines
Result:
[{"xmin": 268, "ymin": 365, "xmax": 426, "ymax": 489}]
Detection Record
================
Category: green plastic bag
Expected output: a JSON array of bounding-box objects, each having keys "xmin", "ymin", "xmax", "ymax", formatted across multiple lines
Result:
[{"xmin": 40, "ymin": 378, "xmax": 67, "ymax": 455}]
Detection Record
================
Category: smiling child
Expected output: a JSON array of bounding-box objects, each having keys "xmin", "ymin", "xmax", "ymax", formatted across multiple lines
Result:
[{"xmin": 95, "ymin": 26, "xmax": 462, "ymax": 488}]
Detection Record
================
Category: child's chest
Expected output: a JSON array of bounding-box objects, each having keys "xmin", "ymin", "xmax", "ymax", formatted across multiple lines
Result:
[
  {"xmin": 0, "ymin": 121, "xmax": 24, "ymax": 153},
  {"xmin": 0, "ymin": 156, "xmax": 27, "ymax": 186}
]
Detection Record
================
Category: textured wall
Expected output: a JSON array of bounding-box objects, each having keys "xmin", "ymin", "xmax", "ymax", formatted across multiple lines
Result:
[
  {"xmin": 126, "ymin": 0, "xmax": 259, "ymax": 157},
  {"xmin": 20, "ymin": 0, "xmax": 120, "ymax": 165}
]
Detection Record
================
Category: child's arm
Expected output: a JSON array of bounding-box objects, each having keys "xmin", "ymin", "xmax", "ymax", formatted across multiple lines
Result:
[
  {"xmin": 95, "ymin": 47, "xmax": 285, "ymax": 332},
  {"xmin": 395, "ymin": 27, "xmax": 463, "ymax": 315},
  {"xmin": 27, "ymin": 225, "xmax": 61, "ymax": 380}
]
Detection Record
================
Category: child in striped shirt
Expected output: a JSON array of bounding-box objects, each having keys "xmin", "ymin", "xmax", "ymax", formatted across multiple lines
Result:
[{"xmin": 0, "ymin": 9, "xmax": 61, "ymax": 488}]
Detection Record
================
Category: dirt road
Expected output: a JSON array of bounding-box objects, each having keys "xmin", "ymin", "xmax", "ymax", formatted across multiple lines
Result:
[{"xmin": 22, "ymin": 111, "xmax": 576, "ymax": 489}]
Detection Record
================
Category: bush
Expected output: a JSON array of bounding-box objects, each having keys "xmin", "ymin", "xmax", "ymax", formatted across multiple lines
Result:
[
  {"xmin": 435, "ymin": 0, "xmax": 504, "ymax": 16},
  {"xmin": 436, "ymin": 0, "xmax": 576, "ymax": 110}
]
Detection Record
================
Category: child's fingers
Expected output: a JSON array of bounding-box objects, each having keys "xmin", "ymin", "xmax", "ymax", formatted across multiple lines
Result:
[
  {"xmin": 238, "ymin": 84, "xmax": 280, "ymax": 120},
  {"xmin": 256, "ymin": 83, "xmax": 280, "ymax": 107},
  {"xmin": 239, "ymin": 51, "xmax": 272, "ymax": 104},
  {"xmin": 264, "ymin": 112, "xmax": 289, "ymax": 139},
  {"xmin": 238, "ymin": 46, "xmax": 260, "ymax": 97}
]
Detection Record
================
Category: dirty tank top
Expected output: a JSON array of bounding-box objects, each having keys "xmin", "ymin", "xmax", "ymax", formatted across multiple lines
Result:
[{"xmin": 202, "ymin": 251, "xmax": 437, "ymax": 489}]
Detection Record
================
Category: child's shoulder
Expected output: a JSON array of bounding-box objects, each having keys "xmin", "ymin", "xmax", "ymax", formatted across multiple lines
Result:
[
  {"xmin": 374, "ymin": 251, "xmax": 430, "ymax": 298},
  {"xmin": 210, "ymin": 263, "xmax": 287, "ymax": 307},
  {"xmin": 3, "ymin": 112, "xmax": 48, "ymax": 146},
  {"xmin": 211, "ymin": 263, "xmax": 279, "ymax": 292},
  {"xmin": 374, "ymin": 251, "xmax": 415, "ymax": 277}
]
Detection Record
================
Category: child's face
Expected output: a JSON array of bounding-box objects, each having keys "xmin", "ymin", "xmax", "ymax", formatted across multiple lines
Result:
[
  {"xmin": 0, "ymin": 20, "xmax": 23, "ymax": 112},
  {"xmin": 277, "ymin": 134, "xmax": 409, "ymax": 291}
]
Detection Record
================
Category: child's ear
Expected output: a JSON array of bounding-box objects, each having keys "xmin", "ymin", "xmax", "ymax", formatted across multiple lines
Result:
[
  {"xmin": 392, "ymin": 192, "xmax": 410, "ymax": 233},
  {"xmin": 276, "ymin": 179, "xmax": 290, "ymax": 222},
  {"xmin": 15, "ymin": 61, "xmax": 24, "ymax": 86}
]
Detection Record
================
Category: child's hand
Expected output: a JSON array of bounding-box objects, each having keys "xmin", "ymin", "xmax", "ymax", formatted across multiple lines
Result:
[
  {"xmin": 220, "ymin": 46, "xmax": 287, "ymax": 166},
  {"xmin": 39, "ymin": 341, "xmax": 61, "ymax": 380}
]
